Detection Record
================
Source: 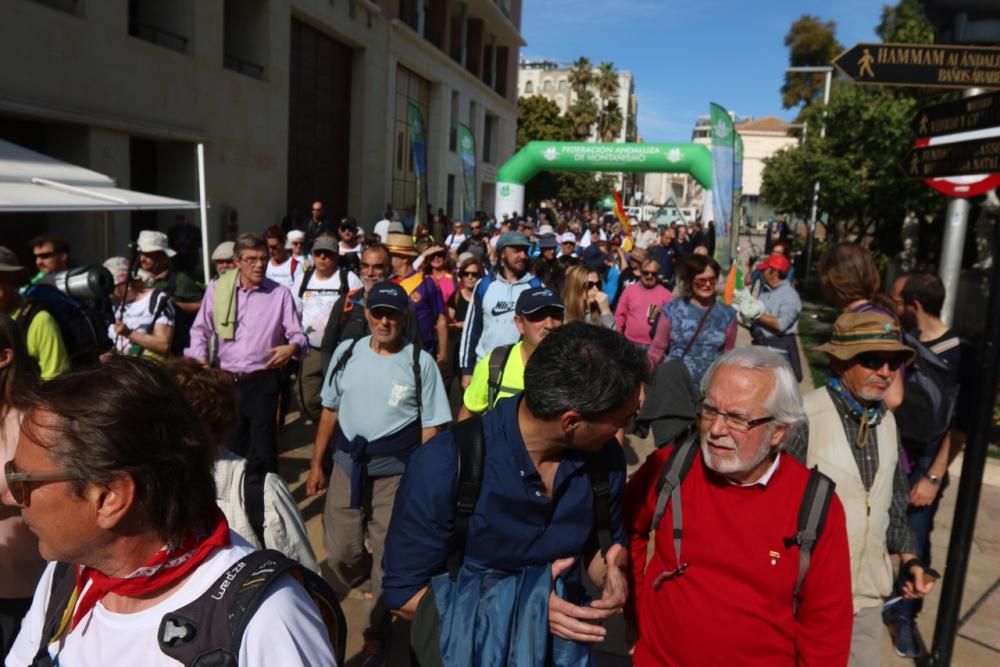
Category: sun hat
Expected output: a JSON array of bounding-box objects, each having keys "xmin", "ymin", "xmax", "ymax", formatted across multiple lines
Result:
[
  {"xmin": 385, "ymin": 232, "xmax": 418, "ymax": 257},
  {"xmin": 0, "ymin": 246, "xmax": 24, "ymax": 272},
  {"xmin": 136, "ymin": 230, "xmax": 176, "ymax": 257},
  {"xmin": 103, "ymin": 256, "xmax": 131, "ymax": 285},
  {"xmin": 815, "ymin": 312, "xmax": 916, "ymax": 364}
]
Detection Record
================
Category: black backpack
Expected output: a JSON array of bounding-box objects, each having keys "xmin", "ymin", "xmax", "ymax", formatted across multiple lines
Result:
[
  {"xmin": 895, "ymin": 331, "xmax": 961, "ymax": 450},
  {"xmin": 17, "ymin": 285, "xmax": 112, "ymax": 370},
  {"xmin": 31, "ymin": 550, "xmax": 347, "ymax": 667},
  {"xmin": 649, "ymin": 434, "xmax": 835, "ymax": 612},
  {"xmin": 297, "ymin": 265, "xmax": 351, "ymax": 301},
  {"xmin": 485, "ymin": 343, "xmax": 518, "ymax": 408}
]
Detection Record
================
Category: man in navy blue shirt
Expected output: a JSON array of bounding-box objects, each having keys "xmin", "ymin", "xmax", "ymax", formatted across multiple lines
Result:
[
  {"xmin": 649, "ymin": 226, "xmax": 678, "ymax": 288},
  {"xmin": 383, "ymin": 322, "xmax": 648, "ymax": 648}
]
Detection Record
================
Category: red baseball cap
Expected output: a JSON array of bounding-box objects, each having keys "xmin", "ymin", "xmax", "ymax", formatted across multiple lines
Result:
[{"xmin": 756, "ymin": 254, "xmax": 791, "ymax": 274}]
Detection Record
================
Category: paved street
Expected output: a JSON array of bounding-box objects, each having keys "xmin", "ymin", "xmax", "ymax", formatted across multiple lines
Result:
[{"xmin": 277, "ymin": 347, "xmax": 1000, "ymax": 665}]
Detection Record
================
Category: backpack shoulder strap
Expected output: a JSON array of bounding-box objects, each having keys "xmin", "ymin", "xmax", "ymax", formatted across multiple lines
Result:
[
  {"xmin": 447, "ymin": 416, "xmax": 485, "ymax": 580},
  {"xmin": 786, "ymin": 467, "xmax": 836, "ymax": 613},
  {"xmin": 338, "ymin": 266, "xmax": 349, "ymax": 294},
  {"xmin": 32, "ymin": 562, "xmax": 78, "ymax": 666},
  {"xmin": 411, "ymin": 340, "xmax": 423, "ymax": 426},
  {"xmin": 158, "ymin": 549, "xmax": 347, "ymax": 667},
  {"xmin": 298, "ymin": 267, "xmax": 316, "ymax": 299},
  {"xmin": 486, "ymin": 344, "xmax": 515, "ymax": 408},
  {"xmin": 651, "ymin": 433, "xmax": 700, "ymax": 567},
  {"xmin": 585, "ymin": 460, "xmax": 613, "ymax": 558},
  {"xmin": 325, "ymin": 337, "xmax": 361, "ymax": 387}
]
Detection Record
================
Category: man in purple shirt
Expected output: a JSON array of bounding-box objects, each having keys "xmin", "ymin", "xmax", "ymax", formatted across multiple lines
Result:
[{"xmin": 185, "ymin": 233, "xmax": 307, "ymax": 477}]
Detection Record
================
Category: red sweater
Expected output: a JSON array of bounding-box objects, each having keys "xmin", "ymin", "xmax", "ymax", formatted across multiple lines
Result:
[{"xmin": 624, "ymin": 446, "xmax": 853, "ymax": 667}]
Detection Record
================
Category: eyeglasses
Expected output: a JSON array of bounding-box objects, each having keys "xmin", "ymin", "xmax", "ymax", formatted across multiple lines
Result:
[
  {"xmin": 33, "ymin": 252, "xmax": 55, "ymax": 260},
  {"xmin": 856, "ymin": 353, "xmax": 906, "ymax": 372},
  {"xmin": 698, "ymin": 402, "xmax": 775, "ymax": 433},
  {"xmin": 469, "ymin": 226, "xmax": 482, "ymax": 232},
  {"xmin": 692, "ymin": 277, "xmax": 716, "ymax": 288},
  {"xmin": 4, "ymin": 460, "xmax": 83, "ymax": 505},
  {"xmin": 239, "ymin": 256, "xmax": 268, "ymax": 265},
  {"xmin": 460, "ymin": 271, "xmax": 481, "ymax": 279}
]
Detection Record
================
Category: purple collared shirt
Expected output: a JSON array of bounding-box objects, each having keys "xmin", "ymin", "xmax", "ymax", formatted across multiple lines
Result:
[{"xmin": 185, "ymin": 276, "xmax": 308, "ymax": 374}]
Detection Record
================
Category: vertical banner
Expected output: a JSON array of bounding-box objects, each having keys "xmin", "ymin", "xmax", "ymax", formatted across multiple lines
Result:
[
  {"xmin": 458, "ymin": 124, "xmax": 477, "ymax": 223},
  {"xmin": 730, "ymin": 132, "xmax": 744, "ymax": 268},
  {"xmin": 408, "ymin": 104, "xmax": 429, "ymax": 232},
  {"xmin": 710, "ymin": 102, "xmax": 735, "ymax": 267}
]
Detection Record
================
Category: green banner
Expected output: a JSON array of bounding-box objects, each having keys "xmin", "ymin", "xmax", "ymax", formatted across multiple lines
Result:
[
  {"xmin": 457, "ymin": 124, "xmax": 477, "ymax": 223},
  {"xmin": 408, "ymin": 104, "xmax": 429, "ymax": 232}
]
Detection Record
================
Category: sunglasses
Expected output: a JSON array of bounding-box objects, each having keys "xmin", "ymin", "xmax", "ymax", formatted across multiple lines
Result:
[
  {"xmin": 523, "ymin": 308, "xmax": 565, "ymax": 323},
  {"xmin": 856, "ymin": 353, "xmax": 906, "ymax": 371},
  {"xmin": 460, "ymin": 271, "xmax": 481, "ymax": 278},
  {"xmin": 428, "ymin": 252, "xmax": 445, "ymax": 260},
  {"xmin": 313, "ymin": 250, "xmax": 335, "ymax": 259},
  {"xmin": 469, "ymin": 226, "xmax": 482, "ymax": 231},
  {"xmin": 640, "ymin": 270, "xmax": 659, "ymax": 278},
  {"xmin": 692, "ymin": 277, "xmax": 716, "ymax": 287},
  {"xmin": 4, "ymin": 460, "xmax": 83, "ymax": 505},
  {"xmin": 33, "ymin": 251, "xmax": 55, "ymax": 260},
  {"xmin": 587, "ymin": 281, "xmax": 601, "ymax": 290}
]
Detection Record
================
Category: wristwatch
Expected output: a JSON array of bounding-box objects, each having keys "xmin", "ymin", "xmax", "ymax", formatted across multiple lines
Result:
[{"xmin": 924, "ymin": 473, "xmax": 941, "ymax": 486}]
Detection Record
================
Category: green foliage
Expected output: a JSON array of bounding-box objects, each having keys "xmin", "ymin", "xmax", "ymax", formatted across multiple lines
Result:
[
  {"xmin": 568, "ymin": 57, "xmax": 593, "ymax": 96},
  {"xmin": 568, "ymin": 89, "xmax": 599, "ymax": 140},
  {"xmin": 516, "ymin": 95, "xmax": 572, "ymax": 148},
  {"xmin": 781, "ymin": 15, "xmax": 843, "ymax": 110},
  {"xmin": 877, "ymin": 0, "xmax": 934, "ymax": 43}
]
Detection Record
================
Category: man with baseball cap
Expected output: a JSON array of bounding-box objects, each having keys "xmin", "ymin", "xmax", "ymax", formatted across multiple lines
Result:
[
  {"xmin": 790, "ymin": 312, "xmax": 935, "ymax": 665},
  {"xmin": 532, "ymin": 229, "xmax": 559, "ymax": 285},
  {"xmin": 558, "ymin": 231, "xmax": 578, "ymax": 258},
  {"xmin": 0, "ymin": 246, "xmax": 69, "ymax": 379},
  {"xmin": 746, "ymin": 253, "xmax": 803, "ymax": 381},
  {"xmin": 306, "ymin": 280, "xmax": 451, "ymax": 664},
  {"xmin": 459, "ymin": 287, "xmax": 565, "ymax": 417},
  {"xmin": 137, "ymin": 229, "xmax": 203, "ymax": 355},
  {"xmin": 458, "ymin": 231, "xmax": 543, "ymax": 389}
]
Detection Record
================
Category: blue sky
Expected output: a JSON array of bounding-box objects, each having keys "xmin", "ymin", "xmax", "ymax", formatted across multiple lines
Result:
[{"xmin": 520, "ymin": 0, "xmax": 886, "ymax": 142}]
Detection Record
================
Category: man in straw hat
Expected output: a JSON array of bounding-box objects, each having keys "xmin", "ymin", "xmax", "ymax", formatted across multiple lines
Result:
[
  {"xmin": 789, "ymin": 311, "xmax": 936, "ymax": 666},
  {"xmin": 385, "ymin": 231, "xmax": 447, "ymax": 368}
]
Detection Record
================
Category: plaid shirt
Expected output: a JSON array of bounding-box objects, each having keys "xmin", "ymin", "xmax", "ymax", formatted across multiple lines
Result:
[{"xmin": 788, "ymin": 386, "xmax": 916, "ymax": 555}]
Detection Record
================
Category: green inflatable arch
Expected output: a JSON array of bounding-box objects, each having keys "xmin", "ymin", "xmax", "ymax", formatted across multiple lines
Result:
[{"xmin": 495, "ymin": 141, "xmax": 712, "ymax": 219}]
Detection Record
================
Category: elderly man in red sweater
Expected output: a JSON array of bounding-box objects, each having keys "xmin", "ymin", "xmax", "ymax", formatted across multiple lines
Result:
[{"xmin": 624, "ymin": 347, "xmax": 853, "ymax": 666}]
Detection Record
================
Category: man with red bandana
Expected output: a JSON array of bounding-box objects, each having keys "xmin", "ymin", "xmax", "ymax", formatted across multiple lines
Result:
[{"xmin": 3, "ymin": 357, "xmax": 334, "ymax": 666}]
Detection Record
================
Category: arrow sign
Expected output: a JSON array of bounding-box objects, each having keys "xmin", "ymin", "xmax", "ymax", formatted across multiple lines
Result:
[
  {"xmin": 834, "ymin": 42, "xmax": 1000, "ymax": 89},
  {"xmin": 912, "ymin": 91, "xmax": 1000, "ymax": 136},
  {"xmin": 903, "ymin": 136, "xmax": 1000, "ymax": 179}
]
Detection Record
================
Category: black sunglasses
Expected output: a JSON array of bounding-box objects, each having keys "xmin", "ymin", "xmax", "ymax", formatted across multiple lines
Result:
[
  {"xmin": 460, "ymin": 271, "xmax": 481, "ymax": 278},
  {"xmin": 33, "ymin": 251, "xmax": 55, "ymax": 260},
  {"xmin": 586, "ymin": 281, "xmax": 601, "ymax": 290},
  {"xmin": 856, "ymin": 353, "xmax": 906, "ymax": 371},
  {"xmin": 640, "ymin": 270, "xmax": 659, "ymax": 278},
  {"xmin": 523, "ymin": 308, "xmax": 565, "ymax": 323},
  {"xmin": 313, "ymin": 250, "xmax": 335, "ymax": 259}
]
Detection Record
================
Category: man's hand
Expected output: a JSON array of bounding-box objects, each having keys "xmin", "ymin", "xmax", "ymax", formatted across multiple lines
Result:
[
  {"xmin": 909, "ymin": 476, "xmax": 940, "ymax": 507},
  {"xmin": 266, "ymin": 344, "xmax": 298, "ymax": 369},
  {"xmin": 436, "ymin": 354, "xmax": 448, "ymax": 373},
  {"xmin": 547, "ymin": 556, "xmax": 615, "ymax": 643},
  {"xmin": 589, "ymin": 544, "xmax": 628, "ymax": 614},
  {"xmin": 305, "ymin": 463, "xmax": 327, "ymax": 496},
  {"xmin": 900, "ymin": 557, "xmax": 936, "ymax": 599},
  {"xmin": 112, "ymin": 321, "xmax": 132, "ymax": 338}
]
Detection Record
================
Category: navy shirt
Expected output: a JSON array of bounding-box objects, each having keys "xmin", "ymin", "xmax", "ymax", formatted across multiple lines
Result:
[
  {"xmin": 649, "ymin": 243, "xmax": 676, "ymax": 282},
  {"xmin": 382, "ymin": 395, "xmax": 627, "ymax": 611}
]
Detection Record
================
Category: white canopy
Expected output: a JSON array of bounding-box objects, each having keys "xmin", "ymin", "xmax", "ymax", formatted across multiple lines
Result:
[{"xmin": 0, "ymin": 139, "xmax": 199, "ymax": 212}]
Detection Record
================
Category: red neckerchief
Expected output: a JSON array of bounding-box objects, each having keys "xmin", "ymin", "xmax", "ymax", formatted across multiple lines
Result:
[{"xmin": 70, "ymin": 508, "xmax": 230, "ymax": 631}]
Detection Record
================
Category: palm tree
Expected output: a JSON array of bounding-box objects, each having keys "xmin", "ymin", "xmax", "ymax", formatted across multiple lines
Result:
[
  {"xmin": 596, "ymin": 62, "xmax": 619, "ymax": 103},
  {"xmin": 568, "ymin": 57, "xmax": 593, "ymax": 97},
  {"xmin": 568, "ymin": 90, "xmax": 599, "ymax": 141},
  {"xmin": 599, "ymin": 100, "xmax": 624, "ymax": 142}
]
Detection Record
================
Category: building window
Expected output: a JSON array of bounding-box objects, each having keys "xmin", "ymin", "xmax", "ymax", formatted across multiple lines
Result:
[
  {"xmin": 449, "ymin": 90, "xmax": 460, "ymax": 152},
  {"xmin": 524, "ymin": 80, "xmax": 533, "ymax": 95},
  {"xmin": 446, "ymin": 174, "xmax": 456, "ymax": 218},
  {"xmin": 483, "ymin": 113, "xmax": 497, "ymax": 165},
  {"xmin": 224, "ymin": 0, "xmax": 267, "ymax": 79},
  {"xmin": 542, "ymin": 79, "xmax": 553, "ymax": 93},
  {"xmin": 558, "ymin": 79, "xmax": 568, "ymax": 92},
  {"xmin": 128, "ymin": 0, "xmax": 190, "ymax": 53},
  {"xmin": 400, "ymin": 0, "xmax": 420, "ymax": 32},
  {"xmin": 392, "ymin": 65, "xmax": 431, "ymax": 214}
]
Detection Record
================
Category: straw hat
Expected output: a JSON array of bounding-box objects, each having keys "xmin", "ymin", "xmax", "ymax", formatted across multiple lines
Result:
[
  {"xmin": 385, "ymin": 232, "xmax": 418, "ymax": 257},
  {"xmin": 815, "ymin": 311, "xmax": 916, "ymax": 364}
]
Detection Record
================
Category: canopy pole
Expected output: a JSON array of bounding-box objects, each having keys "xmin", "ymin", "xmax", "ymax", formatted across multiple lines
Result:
[{"xmin": 197, "ymin": 143, "xmax": 210, "ymax": 282}]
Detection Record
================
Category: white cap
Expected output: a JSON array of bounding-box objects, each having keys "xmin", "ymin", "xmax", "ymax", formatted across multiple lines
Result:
[
  {"xmin": 211, "ymin": 241, "xmax": 235, "ymax": 261},
  {"xmin": 136, "ymin": 230, "xmax": 176, "ymax": 257},
  {"xmin": 559, "ymin": 232, "xmax": 577, "ymax": 244}
]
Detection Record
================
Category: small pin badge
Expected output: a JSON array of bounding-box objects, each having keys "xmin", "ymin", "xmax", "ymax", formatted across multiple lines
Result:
[{"xmin": 769, "ymin": 550, "xmax": 781, "ymax": 566}]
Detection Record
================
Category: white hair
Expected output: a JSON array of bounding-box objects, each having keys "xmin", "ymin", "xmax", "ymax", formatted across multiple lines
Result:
[{"xmin": 700, "ymin": 347, "xmax": 806, "ymax": 443}]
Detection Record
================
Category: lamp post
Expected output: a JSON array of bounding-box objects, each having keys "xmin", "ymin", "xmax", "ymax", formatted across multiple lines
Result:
[{"xmin": 786, "ymin": 65, "xmax": 833, "ymax": 284}]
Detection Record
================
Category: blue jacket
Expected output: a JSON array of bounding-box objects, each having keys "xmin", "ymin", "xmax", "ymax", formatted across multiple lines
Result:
[{"xmin": 458, "ymin": 272, "xmax": 543, "ymax": 373}]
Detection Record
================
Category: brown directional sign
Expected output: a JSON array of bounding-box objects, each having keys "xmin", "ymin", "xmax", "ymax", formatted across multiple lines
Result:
[
  {"xmin": 912, "ymin": 91, "xmax": 1000, "ymax": 136},
  {"xmin": 833, "ymin": 42, "xmax": 1000, "ymax": 89},
  {"xmin": 903, "ymin": 136, "xmax": 1000, "ymax": 179}
]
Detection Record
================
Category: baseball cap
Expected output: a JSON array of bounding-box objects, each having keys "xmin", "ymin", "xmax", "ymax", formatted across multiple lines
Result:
[
  {"xmin": 558, "ymin": 232, "xmax": 577, "ymax": 245},
  {"xmin": 537, "ymin": 224, "xmax": 555, "ymax": 236},
  {"xmin": 537, "ymin": 234, "xmax": 558, "ymax": 249},
  {"xmin": 496, "ymin": 231, "xmax": 531, "ymax": 251},
  {"xmin": 366, "ymin": 281, "xmax": 408, "ymax": 311},
  {"xmin": 582, "ymin": 245, "xmax": 606, "ymax": 268},
  {"xmin": 0, "ymin": 246, "xmax": 25, "ymax": 272},
  {"xmin": 312, "ymin": 236, "xmax": 339, "ymax": 254},
  {"xmin": 756, "ymin": 253, "xmax": 791, "ymax": 274},
  {"xmin": 339, "ymin": 217, "xmax": 358, "ymax": 231},
  {"xmin": 516, "ymin": 287, "xmax": 565, "ymax": 315}
]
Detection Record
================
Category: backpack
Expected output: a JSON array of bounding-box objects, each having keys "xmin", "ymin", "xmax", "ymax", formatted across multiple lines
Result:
[
  {"xmin": 154, "ymin": 272, "xmax": 197, "ymax": 356},
  {"xmin": 31, "ymin": 551, "xmax": 347, "ymax": 667},
  {"xmin": 17, "ymin": 285, "xmax": 111, "ymax": 370},
  {"xmin": 895, "ymin": 331, "xmax": 961, "ymax": 450},
  {"xmin": 297, "ymin": 265, "xmax": 351, "ymax": 300},
  {"xmin": 486, "ymin": 343, "xmax": 518, "ymax": 408},
  {"xmin": 650, "ymin": 434, "xmax": 835, "ymax": 612},
  {"xmin": 446, "ymin": 416, "xmax": 613, "ymax": 580}
]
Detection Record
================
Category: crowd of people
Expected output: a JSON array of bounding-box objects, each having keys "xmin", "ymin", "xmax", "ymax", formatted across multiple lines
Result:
[{"xmin": 0, "ymin": 203, "xmax": 967, "ymax": 666}]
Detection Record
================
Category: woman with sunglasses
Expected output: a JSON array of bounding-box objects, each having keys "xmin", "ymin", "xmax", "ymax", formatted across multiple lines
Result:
[
  {"xmin": 0, "ymin": 314, "xmax": 44, "ymax": 657},
  {"xmin": 420, "ymin": 243, "xmax": 457, "ymax": 306},
  {"xmin": 561, "ymin": 265, "xmax": 614, "ymax": 328},
  {"xmin": 647, "ymin": 254, "xmax": 737, "ymax": 385},
  {"xmin": 447, "ymin": 257, "xmax": 482, "ymax": 394}
]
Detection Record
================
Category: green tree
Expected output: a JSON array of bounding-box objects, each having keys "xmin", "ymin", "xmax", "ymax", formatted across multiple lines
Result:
[
  {"xmin": 567, "ymin": 89, "xmax": 599, "ymax": 141},
  {"xmin": 516, "ymin": 95, "xmax": 572, "ymax": 148},
  {"xmin": 595, "ymin": 61, "xmax": 623, "ymax": 142},
  {"xmin": 568, "ymin": 57, "xmax": 593, "ymax": 96},
  {"xmin": 598, "ymin": 100, "xmax": 624, "ymax": 142},
  {"xmin": 877, "ymin": 0, "xmax": 934, "ymax": 43},
  {"xmin": 780, "ymin": 16, "xmax": 843, "ymax": 110}
]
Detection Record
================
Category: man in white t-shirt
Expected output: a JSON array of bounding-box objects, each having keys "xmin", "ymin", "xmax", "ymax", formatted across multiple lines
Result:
[
  {"xmin": 292, "ymin": 236, "xmax": 362, "ymax": 418},
  {"xmin": 3, "ymin": 357, "xmax": 335, "ymax": 667},
  {"xmin": 264, "ymin": 225, "xmax": 300, "ymax": 291},
  {"xmin": 373, "ymin": 204, "xmax": 394, "ymax": 243}
]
